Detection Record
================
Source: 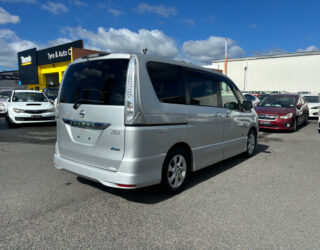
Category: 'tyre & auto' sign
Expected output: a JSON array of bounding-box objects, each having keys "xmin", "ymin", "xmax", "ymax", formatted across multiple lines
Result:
[{"xmin": 37, "ymin": 40, "xmax": 83, "ymax": 65}]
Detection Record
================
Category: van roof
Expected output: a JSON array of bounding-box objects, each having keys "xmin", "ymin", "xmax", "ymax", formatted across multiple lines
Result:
[{"xmin": 72, "ymin": 53, "xmax": 226, "ymax": 79}]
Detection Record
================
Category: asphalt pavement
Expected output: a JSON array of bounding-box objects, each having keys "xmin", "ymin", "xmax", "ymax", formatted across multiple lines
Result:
[{"xmin": 0, "ymin": 117, "xmax": 320, "ymax": 249}]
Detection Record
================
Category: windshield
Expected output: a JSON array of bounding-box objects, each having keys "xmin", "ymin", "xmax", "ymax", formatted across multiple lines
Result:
[
  {"xmin": 259, "ymin": 96, "xmax": 297, "ymax": 108},
  {"xmin": 0, "ymin": 91, "xmax": 12, "ymax": 99},
  {"xmin": 304, "ymin": 96, "xmax": 320, "ymax": 103},
  {"xmin": 60, "ymin": 59, "xmax": 129, "ymax": 106},
  {"xmin": 46, "ymin": 89, "xmax": 59, "ymax": 97},
  {"xmin": 12, "ymin": 92, "xmax": 48, "ymax": 102}
]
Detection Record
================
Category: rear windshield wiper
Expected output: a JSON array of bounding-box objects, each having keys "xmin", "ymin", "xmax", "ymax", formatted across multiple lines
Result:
[{"xmin": 73, "ymin": 98, "xmax": 104, "ymax": 109}]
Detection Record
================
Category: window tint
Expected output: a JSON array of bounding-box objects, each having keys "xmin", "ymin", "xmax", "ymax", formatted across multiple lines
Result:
[
  {"xmin": 147, "ymin": 62, "xmax": 185, "ymax": 104},
  {"xmin": 60, "ymin": 59, "xmax": 129, "ymax": 106},
  {"xmin": 220, "ymin": 81, "xmax": 239, "ymax": 109},
  {"xmin": 187, "ymin": 73, "xmax": 218, "ymax": 107},
  {"xmin": 244, "ymin": 94, "xmax": 256, "ymax": 101}
]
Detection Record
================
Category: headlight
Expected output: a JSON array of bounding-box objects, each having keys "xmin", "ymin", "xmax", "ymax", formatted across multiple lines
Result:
[
  {"xmin": 13, "ymin": 108, "xmax": 24, "ymax": 113},
  {"xmin": 280, "ymin": 113, "xmax": 293, "ymax": 119},
  {"xmin": 47, "ymin": 107, "xmax": 55, "ymax": 112}
]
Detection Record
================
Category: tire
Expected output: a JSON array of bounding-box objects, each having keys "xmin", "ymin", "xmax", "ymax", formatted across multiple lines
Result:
[
  {"xmin": 161, "ymin": 148, "xmax": 189, "ymax": 194},
  {"xmin": 6, "ymin": 115, "xmax": 17, "ymax": 128},
  {"xmin": 245, "ymin": 129, "xmax": 257, "ymax": 157},
  {"xmin": 304, "ymin": 113, "xmax": 308, "ymax": 125},
  {"xmin": 292, "ymin": 119, "xmax": 297, "ymax": 132}
]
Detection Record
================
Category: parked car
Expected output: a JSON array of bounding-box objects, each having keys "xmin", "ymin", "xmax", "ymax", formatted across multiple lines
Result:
[
  {"xmin": 0, "ymin": 90, "xmax": 12, "ymax": 115},
  {"xmin": 6, "ymin": 90, "xmax": 56, "ymax": 127},
  {"xmin": 43, "ymin": 88, "xmax": 59, "ymax": 102},
  {"xmin": 257, "ymin": 94, "xmax": 269, "ymax": 102},
  {"xmin": 243, "ymin": 93, "xmax": 260, "ymax": 107},
  {"xmin": 54, "ymin": 53, "xmax": 258, "ymax": 193},
  {"xmin": 318, "ymin": 115, "xmax": 320, "ymax": 133},
  {"xmin": 302, "ymin": 94, "xmax": 320, "ymax": 118},
  {"xmin": 255, "ymin": 94, "xmax": 308, "ymax": 131}
]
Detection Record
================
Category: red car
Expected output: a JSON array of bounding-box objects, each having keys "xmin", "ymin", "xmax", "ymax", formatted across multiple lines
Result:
[{"xmin": 254, "ymin": 94, "xmax": 309, "ymax": 131}]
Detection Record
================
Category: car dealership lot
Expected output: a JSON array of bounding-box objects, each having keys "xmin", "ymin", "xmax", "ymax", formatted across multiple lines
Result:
[{"xmin": 0, "ymin": 117, "xmax": 320, "ymax": 249}]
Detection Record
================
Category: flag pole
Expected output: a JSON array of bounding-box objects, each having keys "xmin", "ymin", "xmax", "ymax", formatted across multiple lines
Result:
[{"xmin": 224, "ymin": 38, "xmax": 228, "ymax": 75}]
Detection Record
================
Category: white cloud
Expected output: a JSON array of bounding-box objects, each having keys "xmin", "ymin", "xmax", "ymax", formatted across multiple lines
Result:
[
  {"xmin": 0, "ymin": 7, "xmax": 20, "ymax": 24},
  {"xmin": 0, "ymin": 29, "xmax": 37, "ymax": 68},
  {"xmin": 69, "ymin": 0, "xmax": 86, "ymax": 7},
  {"xmin": 297, "ymin": 45, "xmax": 319, "ymax": 52},
  {"xmin": 63, "ymin": 26, "xmax": 179, "ymax": 58},
  {"xmin": 41, "ymin": 2, "xmax": 68, "ymax": 15},
  {"xmin": 181, "ymin": 19, "xmax": 195, "ymax": 26},
  {"xmin": 108, "ymin": 8, "xmax": 124, "ymax": 17},
  {"xmin": 46, "ymin": 37, "xmax": 72, "ymax": 47},
  {"xmin": 182, "ymin": 36, "xmax": 245, "ymax": 64},
  {"xmin": 135, "ymin": 3, "xmax": 177, "ymax": 18}
]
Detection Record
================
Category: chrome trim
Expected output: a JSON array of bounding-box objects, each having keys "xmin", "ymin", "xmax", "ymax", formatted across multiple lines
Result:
[{"xmin": 63, "ymin": 118, "xmax": 111, "ymax": 130}]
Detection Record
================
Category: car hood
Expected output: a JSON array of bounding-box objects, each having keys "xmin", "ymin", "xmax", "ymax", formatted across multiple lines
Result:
[
  {"xmin": 10, "ymin": 102, "xmax": 53, "ymax": 109},
  {"xmin": 254, "ymin": 106, "xmax": 295, "ymax": 115}
]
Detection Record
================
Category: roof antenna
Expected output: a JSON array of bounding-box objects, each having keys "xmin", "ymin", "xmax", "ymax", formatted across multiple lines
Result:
[{"xmin": 142, "ymin": 48, "xmax": 148, "ymax": 54}]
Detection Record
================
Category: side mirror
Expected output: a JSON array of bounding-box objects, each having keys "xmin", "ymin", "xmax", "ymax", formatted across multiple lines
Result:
[
  {"xmin": 297, "ymin": 103, "xmax": 302, "ymax": 109},
  {"xmin": 225, "ymin": 102, "xmax": 238, "ymax": 110},
  {"xmin": 242, "ymin": 100, "xmax": 253, "ymax": 111},
  {"xmin": 7, "ymin": 98, "xmax": 10, "ymax": 102}
]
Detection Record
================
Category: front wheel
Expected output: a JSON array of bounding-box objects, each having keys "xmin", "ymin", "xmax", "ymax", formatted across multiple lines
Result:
[
  {"xmin": 245, "ymin": 130, "xmax": 257, "ymax": 157},
  {"xmin": 304, "ymin": 113, "xmax": 308, "ymax": 125},
  {"xmin": 161, "ymin": 148, "xmax": 189, "ymax": 194}
]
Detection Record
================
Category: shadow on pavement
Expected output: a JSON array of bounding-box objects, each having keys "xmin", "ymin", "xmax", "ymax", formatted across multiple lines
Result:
[{"xmin": 77, "ymin": 143, "xmax": 269, "ymax": 204}]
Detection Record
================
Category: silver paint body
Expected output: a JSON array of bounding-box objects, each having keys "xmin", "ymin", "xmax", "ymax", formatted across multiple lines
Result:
[{"xmin": 54, "ymin": 54, "xmax": 258, "ymax": 189}]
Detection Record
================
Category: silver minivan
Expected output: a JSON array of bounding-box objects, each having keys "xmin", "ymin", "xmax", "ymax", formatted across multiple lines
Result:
[{"xmin": 54, "ymin": 53, "xmax": 258, "ymax": 192}]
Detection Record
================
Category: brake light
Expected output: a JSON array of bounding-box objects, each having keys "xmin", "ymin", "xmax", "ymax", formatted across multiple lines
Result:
[
  {"xmin": 124, "ymin": 56, "xmax": 145, "ymax": 125},
  {"xmin": 125, "ymin": 57, "xmax": 136, "ymax": 123}
]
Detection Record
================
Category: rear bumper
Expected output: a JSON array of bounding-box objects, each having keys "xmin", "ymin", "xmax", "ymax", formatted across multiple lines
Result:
[
  {"xmin": 258, "ymin": 118, "xmax": 294, "ymax": 130},
  {"xmin": 54, "ymin": 152, "xmax": 164, "ymax": 189}
]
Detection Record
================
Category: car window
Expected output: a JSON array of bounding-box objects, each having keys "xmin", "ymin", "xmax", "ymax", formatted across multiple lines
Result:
[
  {"xmin": 259, "ymin": 96, "xmax": 296, "ymax": 108},
  {"xmin": 244, "ymin": 94, "xmax": 256, "ymax": 101},
  {"xmin": 220, "ymin": 81, "xmax": 239, "ymax": 110},
  {"xmin": 60, "ymin": 59, "xmax": 129, "ymax": 106},
  {"xmin": 12, "ymin": 92, "xmax": 48, "ymax": 102},
  {"xmin": 147, "ymin": 62, "xmax": 185, "ymax": 104},
  {"xmin": 0, "ymin": 91, "xmax": 12, "ymax": 99},
  {"xmin": 304, "ymin": 96, "xmax": 320, "ymax": 103},
  {"xmin": 186, "ymin": 72, "xmax": 219, "ymax": 107}
]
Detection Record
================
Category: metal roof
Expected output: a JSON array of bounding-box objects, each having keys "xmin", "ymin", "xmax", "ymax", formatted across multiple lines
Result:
[{"xmin": 212, "ymin": 50, "xmax": 320, "ymax": 63}]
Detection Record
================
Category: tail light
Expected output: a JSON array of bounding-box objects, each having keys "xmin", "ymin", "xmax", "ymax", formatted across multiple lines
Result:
[{"xmin": 125, "ymin": 56, "xmax": 145, "ymax": 125}]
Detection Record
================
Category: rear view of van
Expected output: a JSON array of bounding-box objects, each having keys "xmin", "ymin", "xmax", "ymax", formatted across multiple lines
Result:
[{"xmin": 54, "ymin": 53, "xmax": 258, "ymax": 193}]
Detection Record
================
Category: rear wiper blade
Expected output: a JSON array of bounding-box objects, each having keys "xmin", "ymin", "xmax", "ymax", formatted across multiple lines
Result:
[{"xmin": 73, "ymin": 99, "xmax": 104, "ymax": 109}]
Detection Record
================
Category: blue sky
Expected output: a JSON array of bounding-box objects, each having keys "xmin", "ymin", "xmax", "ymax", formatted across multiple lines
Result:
[{"xmin": 0, "ymin": 0, "xmax": 319, "ymax": 70}]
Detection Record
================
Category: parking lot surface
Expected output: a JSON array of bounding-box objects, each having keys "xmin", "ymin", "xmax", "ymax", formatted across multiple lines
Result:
[{"xmin": 0, "ymin": 117, "xmax": 320, "ymax": 249}]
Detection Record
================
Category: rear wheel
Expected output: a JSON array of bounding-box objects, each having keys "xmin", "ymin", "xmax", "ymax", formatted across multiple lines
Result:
[
  {"xmin": 245, "ymin": 129, "xmax": 257, "ymax": 157},
  {"xmin": 161, "ymin": 148, "xmax": 189, "ymax": 194}
]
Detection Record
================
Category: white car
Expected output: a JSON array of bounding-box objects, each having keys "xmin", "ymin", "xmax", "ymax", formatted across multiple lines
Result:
[
  {"xmin": 243, "ymin": 93, "xmax": 260, "ymax": 107},
  {"xmin": 302, "ymin": 94, "xmax": 320, "ymax": 118},
  {"xmin": 0, "ymin": 90, "xmax": 12, "ymax": 114},
  {"xmin": 6, "ymin": 90, "xmax": 56, "ymax": 126}
]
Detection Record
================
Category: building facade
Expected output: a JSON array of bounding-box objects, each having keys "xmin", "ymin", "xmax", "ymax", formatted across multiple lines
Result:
[
  {"xmin": 17, "ymin": 40, "xmax": 102, "ymax": 90},
  {"xmin": 208, "ymin": 51, "xmax": 320, "ymax": 93}
]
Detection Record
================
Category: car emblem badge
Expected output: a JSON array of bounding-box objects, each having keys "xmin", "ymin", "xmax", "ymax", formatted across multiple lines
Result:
[{"xmin": 79, "ymin": 110, "xmax": 85, "ymax": 118}]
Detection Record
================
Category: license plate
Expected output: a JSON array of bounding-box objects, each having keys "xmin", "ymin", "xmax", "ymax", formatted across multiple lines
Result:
[
  {"xmin": 260, "ymin": 120, "xmax": 270, "ymax": 125},
  {"xmin": 31, "ymin": 115, "xmax": 42, "ymax": 119}
]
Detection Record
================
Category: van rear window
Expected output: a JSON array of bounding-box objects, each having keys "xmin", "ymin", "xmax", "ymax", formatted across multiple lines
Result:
[{"xmin": 60, "ymin": 59, "xmax": 129, "ymax": 106}]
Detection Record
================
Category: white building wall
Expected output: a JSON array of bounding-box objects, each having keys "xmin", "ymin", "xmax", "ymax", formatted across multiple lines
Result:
[{"xmin": 209, "ymin": 53, "xmax": 320, "ymax": 93}]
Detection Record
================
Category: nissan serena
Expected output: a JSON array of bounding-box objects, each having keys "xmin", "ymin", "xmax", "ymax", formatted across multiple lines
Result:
[{"xmin": 54, "ymin": 53, "xmax": 258, "ymax": 193}]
